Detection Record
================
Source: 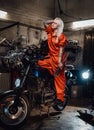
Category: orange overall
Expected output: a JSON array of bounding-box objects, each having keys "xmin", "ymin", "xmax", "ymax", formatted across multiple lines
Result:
[{"xmin": 38, "ymin": 25, "xmax": 67, "ymax": 102}]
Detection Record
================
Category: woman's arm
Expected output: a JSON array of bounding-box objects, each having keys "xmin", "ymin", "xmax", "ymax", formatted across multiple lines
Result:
[
  {"xmin": 43, "ymin": 20, "xmax": 54, "ymax": 27},
  {"xmin": 58, "ymin": 46, "xmax": 64, "ymax": 69}
]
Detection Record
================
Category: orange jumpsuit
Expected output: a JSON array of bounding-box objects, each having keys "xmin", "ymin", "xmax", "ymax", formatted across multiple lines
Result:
[{"xmin": 38, "ymin": 25, "xmax": 67, "ymax": 102}]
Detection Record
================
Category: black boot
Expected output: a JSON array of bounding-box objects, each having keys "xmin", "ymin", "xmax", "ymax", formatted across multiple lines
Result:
[{"xmin": 53, "ymin": 99, "xmax": 65, "ymax": 111}]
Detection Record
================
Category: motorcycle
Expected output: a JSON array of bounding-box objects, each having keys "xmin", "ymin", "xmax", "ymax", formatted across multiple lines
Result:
[{"xmin": 0, "ymin": 45, "xmax": 71, "ymax": 128}]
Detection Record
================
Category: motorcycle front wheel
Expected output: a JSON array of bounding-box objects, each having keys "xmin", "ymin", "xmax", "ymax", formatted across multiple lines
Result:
[{"xmin": 0, "ymin": 94, "xmax": 30, "ymax": 128}]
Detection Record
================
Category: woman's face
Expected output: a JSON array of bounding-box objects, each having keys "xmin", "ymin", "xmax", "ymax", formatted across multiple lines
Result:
[{"xmin": 51, "ymin": 22, "xmax": 58, "ymax": 29}]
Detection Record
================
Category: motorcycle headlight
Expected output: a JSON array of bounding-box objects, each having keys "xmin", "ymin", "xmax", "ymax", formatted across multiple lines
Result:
[
  {"xmin": 81, "ymin": 70, "xmax": 90, "ymax": 79},
  {"xmin": 15, "ymin": 78, "xmax": 21, "ymax": 87}
]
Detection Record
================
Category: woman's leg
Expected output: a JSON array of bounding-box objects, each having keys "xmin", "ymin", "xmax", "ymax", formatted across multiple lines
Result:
[
  {"xmin": 54, "ymin": 70, "xmax": 66, "ymax": 102},
  {"xmin": 38, "ymin": 59, "xmax": 54, "ymax": 75}
]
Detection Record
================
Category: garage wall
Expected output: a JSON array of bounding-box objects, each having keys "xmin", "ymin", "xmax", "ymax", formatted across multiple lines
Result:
[
  {"xmin": 0, "ymin": 26, "xmax": 17, "ymax": 40},
  {"xmin": 0, "ymin": 0, "xmax": 55, "ymax": 27},
  {"xmin": 0, "ymin": 24, "xmax": 46, "ymax": 47},
  {"xmin": 0, "ymin": 0, "xmax": 54, "ymax": 45},
  {"xmin": 0, "ymin": 73, "xmax": 10, "ymax": 92},
  {"xmin": 65, "ymin": 30, "xmax": 84, "ymax": 68},
  {"xmin": 54, "ymin": 0, "xmax": 94, "ymax": 22}
]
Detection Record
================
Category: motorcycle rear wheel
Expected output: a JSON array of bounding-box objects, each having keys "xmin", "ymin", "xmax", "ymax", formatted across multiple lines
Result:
[{"xmin": 0, "ymin": 94, "xmax": 30, "ymax": 128}]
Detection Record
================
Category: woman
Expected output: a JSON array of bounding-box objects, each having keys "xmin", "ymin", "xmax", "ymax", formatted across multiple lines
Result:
[{"xmin": 38, "ymin": 17, "xmax": 67, "ymax": 111}]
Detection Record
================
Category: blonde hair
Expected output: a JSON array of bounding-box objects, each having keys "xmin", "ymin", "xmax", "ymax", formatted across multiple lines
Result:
[{"xmin": 53, "ymin": 17, "xmax": 64, "ymax": 37}]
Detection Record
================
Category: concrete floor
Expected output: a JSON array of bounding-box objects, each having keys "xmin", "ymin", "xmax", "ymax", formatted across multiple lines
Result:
[
  {"xmin": 0, "ymin": 98, "xmax": 94, "ymax": 130},
  {"xmin": 39, "ymin": 106, "xmax": 94, "ymax": 130}
]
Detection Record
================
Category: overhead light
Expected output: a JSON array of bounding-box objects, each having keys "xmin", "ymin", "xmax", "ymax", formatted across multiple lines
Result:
[
  {"xmin": 72, "ymin": 19, "xmax": 94, "ymax": 29},
  {"xmin": 0, "ymin": 10, "xmax": 7, "ymax": 18}
]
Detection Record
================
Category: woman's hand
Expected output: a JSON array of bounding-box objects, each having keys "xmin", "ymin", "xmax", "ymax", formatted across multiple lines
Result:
[
  {"xmin": 58, "ymin": 62, "xmax": 63, "ymax": 70},
  {"xmin": 43, "ymin": 20, "xmax": 54, "ymax": 27},
  {"xmin": 45, "ymin": 54, "xmax": 50, "ymax": 59}
]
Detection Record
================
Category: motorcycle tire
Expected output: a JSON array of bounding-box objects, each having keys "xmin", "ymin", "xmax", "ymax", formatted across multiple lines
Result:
[{"xmin": 0, "ymin": 94, "xmax": 30, "ymax": 129}]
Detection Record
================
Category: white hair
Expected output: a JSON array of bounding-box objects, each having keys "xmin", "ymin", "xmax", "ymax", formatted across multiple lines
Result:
[{"xmin": 54, "ymin": 17, "xmax": 64, "ymax": 37}]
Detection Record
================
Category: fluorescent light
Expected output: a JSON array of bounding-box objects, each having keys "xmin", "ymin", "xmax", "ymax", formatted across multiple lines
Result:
[
  {"xmin": 72, "ymin": 19, "xmax": 94, "ymax": 29},
  {"xmin": 0, "ymin": 10, "xmax": 7, "ymax": 18}
]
